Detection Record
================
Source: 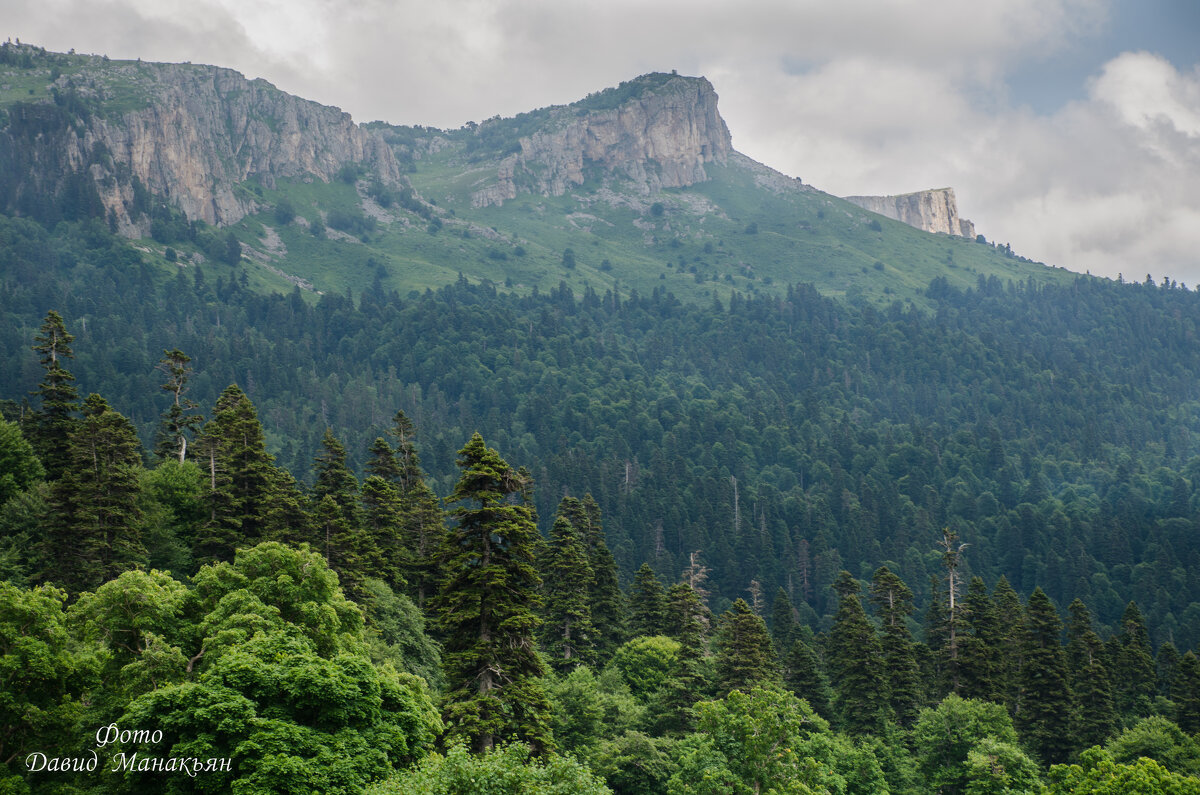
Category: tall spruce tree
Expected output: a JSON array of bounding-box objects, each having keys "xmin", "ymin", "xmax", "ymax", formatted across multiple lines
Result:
[
  {"xmin": 311, "ymin": 429, "xmax": 371, "ymax": 594},
  {"xmin": 992, "ymin": 575, "xmax": 1025, "ymax": 716},
  {"xmin": 194, "ymin": 385, "xmax": 278, "ymax": 564},
  {"xmin": 869, "ymin": 566, "xmax": 921, "ymax": 726},
  {"xmin": 1065, "ymin": 598, "xmax": 1116, "ymax": 751},
  {"xmin": 1114, "ymin": 601, "xmax": 1156, "ymax": 720},
  {"xmin": 541, "ymin": 500, "xmax": 595, "ymax": 672},
  {"xmin": 649, "ymin": 581, "xmax": 710, "ymax": 736},
  {"xmin": 42, "ymin": 394, "xmax": 145, "ymax": 590},
  {"xmin": 376, "ymin": 415, "xmax": 442, "ymax": 608},
  {"xmin": 434, "ymin": 433, "xmax": 551, "ymax": 754},
  {"xmin": 628, "ymin": 563, "xmax": 669, "ymax": 638},
  {"xmin": 957, "ymin": 576, "xmax": 1000, "ymax": 703},
  {"xmin": 361, "ymin": 474, "xmax": 407, "ymax": 589},
  {"xmin": 770, "ymin": 587, "xmax": 798, "ymax": 652},
  {"xmin": 784, "ymin": 632, "xmax": 833, "ymax": 721},
  {"xmin": 1017, "ymin": 587, "xmax": 1073, "ymax": 764},
  {"xmin": 1176, "ymin": 650, "xmax": 1200, "ymax": 735},
  {"xmin": 28, "ymin": 310, "xmax": 77, "ymax": 480},
  {"xmin": 827, "ymin": 571, "xmax": 889, "ymax": 734},
  {"xmin": 713, "ymin": 597, "xmax": 778, "ymax": 697},
  {"xmin": 580, "ymin": 494, "xmax": 624, "ymax": 664}
]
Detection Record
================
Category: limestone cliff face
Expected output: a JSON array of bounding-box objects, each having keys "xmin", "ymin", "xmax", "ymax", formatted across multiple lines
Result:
[
  {"xmin": 37, "ymin": 60, "xmax": 400, "ymax": 232},
  {"xmin": 844, "ymin": 188, "xmax": 976, "ymax": 238},
  {"xmin": 471, "ymin": 74, "xmax": 732, "ymax": 208}
]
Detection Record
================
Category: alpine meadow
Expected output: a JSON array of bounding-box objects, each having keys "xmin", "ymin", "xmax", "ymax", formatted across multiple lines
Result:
[{"xmin": 3, "ymin": 40, "xmax": 1200, "ymax": 794}]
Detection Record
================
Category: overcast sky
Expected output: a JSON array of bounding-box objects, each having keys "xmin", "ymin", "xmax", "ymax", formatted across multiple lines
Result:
[{"xmin": 6, "ymin": 0, "xmax": 1199, "ymax": 283}]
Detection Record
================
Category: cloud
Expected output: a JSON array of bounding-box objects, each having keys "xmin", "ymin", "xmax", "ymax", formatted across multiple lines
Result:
[{"xmin": 4, "ymin": 0, "xmax": 1197, "ymax": 281}]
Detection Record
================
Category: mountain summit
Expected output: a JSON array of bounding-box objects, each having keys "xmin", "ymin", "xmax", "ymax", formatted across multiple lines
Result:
[{"xmin": 466, "ymin": 73, "xmax": 732, "ymax": 208}]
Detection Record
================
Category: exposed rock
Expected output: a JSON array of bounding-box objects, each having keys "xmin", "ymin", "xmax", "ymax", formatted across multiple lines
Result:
[
  {"xmin": 471, "ymin": 74, "xmax": 732, "ymax": 208},
  {"xmin": 14, "ymin": 57, "xmax": 400, "ymax": 234},
  {"xmin": 843, "ymin": 188, "xmax": 976, "ymax": 238}
]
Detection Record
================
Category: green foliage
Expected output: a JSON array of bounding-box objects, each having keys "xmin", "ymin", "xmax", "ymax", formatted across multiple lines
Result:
[
  {"xmin": 1019, "ymin": 588, "xmax": 1074, "ymax": 765},
  {"xmin": 669, "ymin": 687, "xmax": 885, "ymax": 795},
  {"xmin": 1106, "ymin": 716, "xmax": 1200, "ymax": 777},
  {"xmin": 961, "ymin": 738, "xmax": 1043, "ymax": 795},
  {"xmin": 544, "ymin": 665, "xmax": 642, "ymax": 756},
  {"xmin": 912, "ymin": 694, "xmax": 1021, "ymax": 795},
  {"xmin": 1047, "ymin": 747, "xmax": 1200, "ymax": 795},
  {"xmin": 0, "ymin": 582, "xmax": 92, "ymax": 784},
  {"xmin": 368, "ymin": 742, "xmax": 611, "ymax": 795},
  {"xmin": 0, "ymin": 418, "xmax": 42, "ymax": 504},
  {"xmin": 359, "ymin": 577, "xmax": 442, "ymax": 689},
  {"xmin": 713, "ymin": 598, "xmax": 778, "ymax": 697},
  {"xmin": 628, "ymin": 564, "xmax": 669, "ymax": 639},
  {"xmin": 435, "ymin": 433, "xmax": 551, "ymax": 753},
  {"xmin": 609, "ymin": 635, "xmax": 682, "ymax": 702},
  {"xmin": 828, "ymin": 572, "xmax": 888, "ymax": 734},
  {"xmin": 541, "ymin": 499, "xmax": 596, "ymax": 671}
]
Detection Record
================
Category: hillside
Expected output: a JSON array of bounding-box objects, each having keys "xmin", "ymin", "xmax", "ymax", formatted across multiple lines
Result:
[{"xmin": 0, "ymin": 43, "xmax": 1070, "ymax": 307}]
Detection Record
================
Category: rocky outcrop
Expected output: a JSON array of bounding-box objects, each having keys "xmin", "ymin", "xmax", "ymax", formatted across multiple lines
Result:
[
  {"xmin": 16, "ymin": 55, "xmax": 400, "ymax": 233},
  {"xmin": 471, "ymin": 74, "xmax": 732, "ymax": 207},
  {"xmin": 844, "ymin": 188, "xmax": 976, "ymax": 238}
]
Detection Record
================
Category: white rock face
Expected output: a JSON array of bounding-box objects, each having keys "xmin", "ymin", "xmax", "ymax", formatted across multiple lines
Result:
[
  {"xmin": 843, "ymin": 188, "xmax": 976, "ymax": 239},
  {"xmin": 471, "ymin": 75, "xmax": 732, "ymax": 208},
  {"xmin": 51, "ymin": 61, "xmax": 400, "ymax": 232}
]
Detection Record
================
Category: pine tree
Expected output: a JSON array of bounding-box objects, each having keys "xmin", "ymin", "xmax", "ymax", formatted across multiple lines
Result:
[
  {"xmin": 365, "ymin": 436, "xmax": 402, "ymax": 482},
  {"xmin": 713, "ymin": 597, "xmax": 778, "ymax": 696},
  {"xmin": 434, "ymin": 433, "xmax": 551, "ymax": 754},
  {"xmin": 1065, "ymin": 598, "xmax": 1115, "ymax": 751},
  {"xmin": 827, "ymin": 571, "xmax": 888, "ymax": 734},
  {"xmin": 869, "ymin": 566, "xmax": 921, "ymax": 726},
  {"xmin": 375, "ymin": 414, "xmax": 441, "ymax": 608},
  {"xmin": 784, "ymin": 632, "xmax": 833, "ymax": 720},
  {"xmin": 194, "ymin": 385, "xmax": 278, "ymax": 564},
  {"xmin": 29, "ymin": 310, "xmax": 78, "ymax": 479},
  {"xmin": 580, "ymin": 494, "xmax": 624, "ymax": 664},
  {"xmin": 42, "ymin": 394, "xmax": 145, "ymax": 590},
  {"xmin": 152, "ymin": 349, "xmax": 202, "ymax": 463},
  {"xmin": 628, "ymin": 563, "xmax": 668, "ymax": 638},
  {"xmin": 1017, "ymin": 587, "xmax": 1073, "ymax": 764},
  {"xmin": 1113, "ymin": 601, "xmax": 1156, "ymax": 720},
  {"xmin": 541, "ymin": 500, "xmax": 595, "ymax": 672}
]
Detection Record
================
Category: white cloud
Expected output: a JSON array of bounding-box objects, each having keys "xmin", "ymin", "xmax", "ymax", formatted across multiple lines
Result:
[{"xmin": 4, "ymin": 0, "xmax": 1198, "ymax": 281}]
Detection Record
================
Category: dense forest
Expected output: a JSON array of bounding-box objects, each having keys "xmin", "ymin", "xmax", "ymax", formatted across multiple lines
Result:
[{"xmin": 3, "ymin": 216, "xmax": 1200, "ymax": 792}]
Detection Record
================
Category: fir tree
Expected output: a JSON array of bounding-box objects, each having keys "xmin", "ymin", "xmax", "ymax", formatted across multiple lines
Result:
[
  {"xmin": 1176, "ymin": 650, "xmax": 1200, "ymax": 735},
  {"xmin": 957, "ymin": 576, "xmax": 1000, "ymax": 703},
  {"xmin": 1114, "ymin": 601, "xmax": 1156, "ymax": 720},
  {"xmin": 315, "ymin": 493, "xmax": 369, "ymax": 597},
  {"xmin": 434, "ymin": 433, "xmax": 551, "ymax": 754},
  {"xmin": 770, "ymin": 587, "xmax": 798, "ymax": 652},
  {"xmin": 1066, "ymin": 598, "xmax": 1116, "ymax": 751},
  {"xmin": 194, "ymin": 385, "xmax": 278, "ymax": 564},
  {"xmin": 42, "ymin": 394, "xmax": 145, "ymax": 590},
  {"xmin": 1017, "ymin": 587, "xmax": 1073, "ymax": 764},
  {"xmin": 152, "ymin": 349, "xmax": 202, "ymax": 463},
  {"xmin": 580, "ymin": 494, "xmax": 624, "ymax": 664},
  {"xmin": 869, "ymin": 566, "xmax": 921, "ymax": 726},
  {"xmin": 361, "ymin": 474, "xmax": 407, "ymax": 589},
  {"xmin": 827, "ymin": 571, "xmax": 889, "ymax": 734},
  {"xmin": 541, "ymin": 501, "xmax": 595, "ymax": 672},
  {"xmin": 784, "ymin": 632, "xmax": 833, "ymax": 720},
  {"xmin": 992, "ymin": 575, "xmax": 1025, "ymax": 716},
  {"xmin": 28, "ymin": 310, "xmax": 77, "ymax": 479},
  {"xmin": 628, "ymin": 563, "xmax": 668, "ymax": 638},
  {"xmin": 713, "ymin": 597, "xmax": 778, "ymax": 696},
  {"xmin": 656, "ymin": 580, "xmax": 709, "ymax": 734}
]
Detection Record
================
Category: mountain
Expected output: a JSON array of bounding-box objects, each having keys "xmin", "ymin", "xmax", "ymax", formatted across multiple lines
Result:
[{"xmin": 0, "ymin": 42, "xmax": 1064, "ymax": 307}]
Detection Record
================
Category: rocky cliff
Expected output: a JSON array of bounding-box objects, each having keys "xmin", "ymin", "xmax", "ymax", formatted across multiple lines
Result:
[
  {"xmin": 470, "ymin": 74, "xmax": 732, "ymax": 208},
  {"xmin": 844, "ymin": 188, "xmax": 976, "ymax": 238},
  {"xmin": 2, "ymin": 50, "xmax": 400, "ymax": 233}
]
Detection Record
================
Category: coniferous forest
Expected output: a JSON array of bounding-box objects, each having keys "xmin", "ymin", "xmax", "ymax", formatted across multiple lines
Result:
[{"xmin": 3, "ymin": 212, "xmax": 1200, "ymax": 793}]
